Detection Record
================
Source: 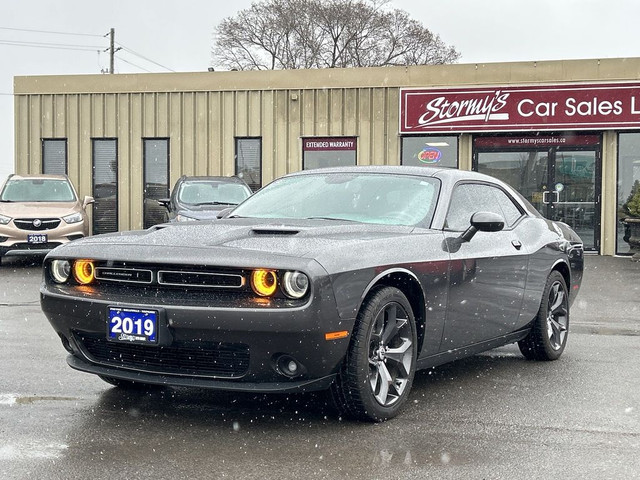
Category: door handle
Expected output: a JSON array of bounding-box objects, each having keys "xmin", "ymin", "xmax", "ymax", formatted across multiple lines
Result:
[{"xmin": 511, "ymin": 240, "xmax": 522, "ymax": 250}]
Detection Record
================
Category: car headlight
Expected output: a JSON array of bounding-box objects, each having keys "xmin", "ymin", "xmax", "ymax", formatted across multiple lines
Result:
[
  {"xmin": 251, "ymin": 269, "xmax": 278, "ymax": 296},
  {"xmin": 50, "ymin": 260, "xmax": 71, "ymax": 283},
  {"xmin": 73, "ymin": 259, "xmax": 95, "ymax": 285},
  {"xmin": 63, "ymin": 212, "xmax": 83, "ymax": 224},
  {"xmin": 0, "ymin": 214, "xmax": 11, "ymax": 225},
  {"xmin": 282, "ymin": 271, "xmax": 309, "ymax": 299}
]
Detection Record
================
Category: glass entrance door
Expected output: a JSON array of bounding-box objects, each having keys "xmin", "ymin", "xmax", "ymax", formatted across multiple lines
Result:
[
  {"xmin": 474, "ymin": 134, "xmax": 601, "ymax": 252},
  {"xmin": 550, "ymin": 150, "xmax": 599, "ymax": 249}
]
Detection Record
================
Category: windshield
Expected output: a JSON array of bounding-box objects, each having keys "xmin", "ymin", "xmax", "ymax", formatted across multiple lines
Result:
[
  {"xmin": 231, "ymin": 172, "xmax": 440, "ymax": 226},
  {"xmin": 178, "ymin": 181, "xmax": 251, "ymax": 206},
  {"xmin": 0, "ymin": 178, "xmax": 76, "ymax": 202}
]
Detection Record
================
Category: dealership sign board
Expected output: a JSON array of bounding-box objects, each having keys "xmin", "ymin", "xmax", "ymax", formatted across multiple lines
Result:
[{"xmin": 400, "ymin": 83, "xmax": 640, "ymax": 133}]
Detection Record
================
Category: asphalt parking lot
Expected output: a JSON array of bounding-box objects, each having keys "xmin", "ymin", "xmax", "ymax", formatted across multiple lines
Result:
[{"xmin": 1, "ymin": 254, "xmax": 639, "ymax": 479}]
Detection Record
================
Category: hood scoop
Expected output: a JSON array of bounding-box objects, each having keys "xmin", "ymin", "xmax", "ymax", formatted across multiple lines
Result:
[{"xmin": 251, "ymin": 226, "xmax": 300, "ymax": 236}]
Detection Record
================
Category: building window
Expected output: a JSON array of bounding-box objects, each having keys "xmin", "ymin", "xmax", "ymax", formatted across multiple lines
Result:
[
  {"xmin": 235, "ymin": 138, "xmax": 262, "ymax": 191},
  {"xmin": 302, "ymin": 137, "xmax": 357, "ymax": 170},
  {"xmin": 92, "ymin": 139, "xmax": 118, "ymax": 235},
  {"xmin": 143, "ymin": 138, "xmax": 170, "ymax": 229},
  {"xmin": 42, "ymin": 139, "xmax": 67, "ymax": 175},
  {"xmin": 617, "ymin": 132, "xmax": 640, "ymax": 255},
  {"xmin": 401, "ymin": 135, "xmax": 458, "ymax": 168}
]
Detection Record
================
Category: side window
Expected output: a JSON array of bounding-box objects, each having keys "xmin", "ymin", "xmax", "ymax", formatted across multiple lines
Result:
[
  {"xmin": 490, "ymin": 188, "xmax": 524, "ymax": 228},
  {"xmin": 446, "ymin": 184, "xmax": 488, "ymax": 231},
  {"xmin": 446, "ymin": 183, "xmax": 523, "ymax": 231}
]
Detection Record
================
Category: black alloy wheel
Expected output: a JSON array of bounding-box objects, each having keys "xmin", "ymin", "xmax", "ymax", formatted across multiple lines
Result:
[
  {"xmin": 519, "ymin": 270, "xmax": 569, "ymax": 361},
  {"xmin": 332, "ymin": 286, "xmax": 417, "ymax": 422}
]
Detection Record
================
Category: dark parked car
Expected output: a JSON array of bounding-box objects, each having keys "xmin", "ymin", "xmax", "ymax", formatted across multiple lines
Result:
[
  {"xmin": 40, "ymin": 166, "xmax": 583, "ymax": 421},
  {"xmin": 158, "ymin": 175, "xmax": 252, "ymax": 222}
]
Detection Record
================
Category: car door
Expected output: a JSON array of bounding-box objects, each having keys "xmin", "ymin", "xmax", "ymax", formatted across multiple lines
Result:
[{"xmin": 441, "ymin": 182, "xmax": 529, "ymax": 351}]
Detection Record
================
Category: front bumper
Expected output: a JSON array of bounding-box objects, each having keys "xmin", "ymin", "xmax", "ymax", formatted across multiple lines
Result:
[
  {"xmin": 0, "ymin": 220, "xmax": 87, "ymax": 257},
  {"xmin": 40, "ymin": 275, "xmax": 355, "ymax": 393}
]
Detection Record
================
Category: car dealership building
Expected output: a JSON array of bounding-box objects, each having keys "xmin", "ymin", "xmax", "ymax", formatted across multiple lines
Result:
[{"xmin": 13, "ymin": 57, "xmax": 640, "ymax": 255}]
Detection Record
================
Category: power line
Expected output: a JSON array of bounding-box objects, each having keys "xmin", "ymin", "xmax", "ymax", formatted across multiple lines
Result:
[
  {"xmin": 0, "ymin": 26, "xmax": 102, "ymax": 37},
  {"xmin": 0, "ymin": 26, "xmax": 176, "ymax": 73},
  {"xmin": 0, "ymin": 40, "xmax": 101, "ymax": 52},
  {"xmin": 116, "ymin": 56, "xmax": 154, "ymax": 73},
  {"xmin": 116, "ymin": 43, "xmax": 175, "ymax": 72}
]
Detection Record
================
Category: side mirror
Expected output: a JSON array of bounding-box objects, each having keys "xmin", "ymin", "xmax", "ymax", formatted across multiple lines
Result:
[
  {"xmin": 460, "ymin": 211, "xmax": 505, "ymax": 242},
  {"xmin": 157, "ymin": 198, "xmax": 171, "ymax": 211},
  {"xmin": 83, "ymin": 196, "xmax": 95, "ymax": 209},
  {"xmin": 216, "ymin": 207, "xmax": 234, "ymax": 219}
]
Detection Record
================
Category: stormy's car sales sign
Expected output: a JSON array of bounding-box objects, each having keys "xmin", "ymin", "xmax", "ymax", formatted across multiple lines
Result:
[{"xmin": 400, "ymin": 83, "xmax": 640, "ymax": 133}]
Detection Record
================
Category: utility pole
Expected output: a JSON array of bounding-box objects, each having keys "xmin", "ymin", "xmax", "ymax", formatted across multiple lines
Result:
[{"xmin": 109, "ymin": 28, "xmax": 115, "ymax": 74}]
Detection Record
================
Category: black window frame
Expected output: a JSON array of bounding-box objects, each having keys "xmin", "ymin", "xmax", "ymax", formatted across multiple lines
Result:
[
  {"xmin": 302, "ymin": 136, "xmax": 358, "ymax": 170},
  {"xmin": 143, "ymin": 138, "xmax": 170, "ymax": 229},
  {"xmin": 400, "ymin": 135, "xmax": 459, "ymax": 169},
  {"xmin": 42, "ymin": 138, "xmax": 68, "ymax": 175},
  {"xmin": 235, "ymin": 137, "xmax": 262, "ymax": 191},
  {"xmin": 92, "ymin": 138, "xmax": 119, "ymax": 235}
]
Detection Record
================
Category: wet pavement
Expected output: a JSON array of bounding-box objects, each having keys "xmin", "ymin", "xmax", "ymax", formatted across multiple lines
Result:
[{"xmin": 0, "ymin": 255, "xmax": 639, "ymax": 479}]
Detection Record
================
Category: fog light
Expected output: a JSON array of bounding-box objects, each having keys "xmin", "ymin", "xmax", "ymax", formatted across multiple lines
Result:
[
  {"xmin": 275, "ymin": 355, "xmax": 305, "ymax": 378},
  {"xmin": 286, "ymin": 360, "xmax": 298, "ymax": 374}
]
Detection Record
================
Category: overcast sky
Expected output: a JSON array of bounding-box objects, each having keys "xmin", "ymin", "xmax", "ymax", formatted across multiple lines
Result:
[{"xmin": 2, "ymin": 0, "xmax": 640, "ymax": 181}]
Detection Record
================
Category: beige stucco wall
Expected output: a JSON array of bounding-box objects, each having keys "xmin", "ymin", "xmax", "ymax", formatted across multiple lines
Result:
[{"xmin": 14, "ymin": 57, "xmax": 640, "ymax": 251}]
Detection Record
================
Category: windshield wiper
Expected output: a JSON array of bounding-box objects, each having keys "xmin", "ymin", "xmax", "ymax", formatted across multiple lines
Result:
[
  {"xmin": 305, "ymin": 216, "xmax": 358, "ymax": 222},
  {"xmin": 193, "ymin": 201, "xmax": 238, "ymax": 206}
]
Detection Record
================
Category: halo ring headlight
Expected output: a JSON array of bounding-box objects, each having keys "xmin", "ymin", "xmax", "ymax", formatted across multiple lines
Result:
[
  {"xmin": 50, "ymin": 260, "xmax": 71, "ymax": 284},
  {"xmin": 282, "ymin": 271, "xmax": 309, "ymax": 299},
  {"xmin": 251, "ymin": 269, "xmax": 277, "ymax": 297},
  {"xmin": 73, "ymin": 259, "xmax": 95, "ymax": 285}
]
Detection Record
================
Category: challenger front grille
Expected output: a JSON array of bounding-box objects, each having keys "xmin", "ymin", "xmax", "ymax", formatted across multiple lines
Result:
[
  {"xmin": 158, "ymin": 270, "xmax": 245, "ymax": 288},
  {"xmin": 91, "ymin": 262, "xmax": 247, "ymax": 290},
  {"xmin": 75, "ymin": 333, "xmax": 250, "ymax": 378}
]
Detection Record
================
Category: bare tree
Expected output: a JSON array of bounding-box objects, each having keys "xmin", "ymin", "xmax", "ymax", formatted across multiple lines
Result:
[{"xmin": 212, "ymin": 0, "xmax": 460, "ymax": 70}]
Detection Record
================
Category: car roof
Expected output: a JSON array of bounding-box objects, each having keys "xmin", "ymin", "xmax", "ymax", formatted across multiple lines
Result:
[
  {"xmin": 179, "ymin": 175, "xmax": 248, "ymax": 184},
  {"xmin": 6, "ymin": 173, "xmax": 70, "ymax": 181},
  {"xmin": 283, "ymin": 165, "xmax": 505, "ymax": 184}
]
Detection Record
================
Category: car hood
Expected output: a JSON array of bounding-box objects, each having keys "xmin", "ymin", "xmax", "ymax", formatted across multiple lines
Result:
[
  {"xmin": 0, "ymin": 201, "xmax": 80, "ymax": 218},
  {"xmin": 49, "ymin": 218, "xmax": 441, "ymax": 270},
  {"xmin": 174, "ymin": 208, "xmax": 226, "ymax": 221}
]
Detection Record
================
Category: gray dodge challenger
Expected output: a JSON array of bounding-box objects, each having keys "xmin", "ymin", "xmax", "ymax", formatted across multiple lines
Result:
[{"xmin": 40, "ymin": 166, "xmax": 583, "ymax": 421}]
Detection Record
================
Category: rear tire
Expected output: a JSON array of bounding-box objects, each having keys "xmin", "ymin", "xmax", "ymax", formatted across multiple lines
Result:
[
  {"xmin": 331, "ymin": 286, "xmax": 417, "ymax": 422},
  {"xmin": 518, "ymin": 271, "xmax": 569, "ymax": 361}
]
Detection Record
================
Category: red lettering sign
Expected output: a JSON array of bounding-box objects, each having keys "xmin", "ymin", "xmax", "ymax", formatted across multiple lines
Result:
[{"xmin": 400, "ymin": 83, "xmax": 640, "ymax": 133}]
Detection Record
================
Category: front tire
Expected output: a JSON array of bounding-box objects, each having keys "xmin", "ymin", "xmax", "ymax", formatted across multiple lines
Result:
[
  {"xmin": 518, "ymin": 270, "xmax": 569, "ymax": 361},
  {"xmin": 331, "ymin": 286, "xmax": 417, "ymax": 422}
]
